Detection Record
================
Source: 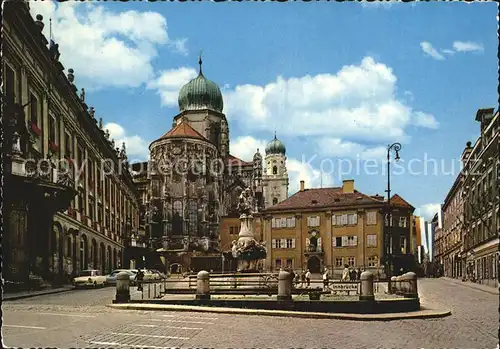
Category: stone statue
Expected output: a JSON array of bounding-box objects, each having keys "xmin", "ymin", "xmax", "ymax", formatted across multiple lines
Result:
[
  {"xmin": 80, "ymin": 88, "xmax": 85, "ymax": 103},
  {"xmin": 237, "ymin": 187, "xmax": 254, "ymax": 216},
  {"xmin": 89, "ymin": 106, "xmax": 95, "ymax": 118}
]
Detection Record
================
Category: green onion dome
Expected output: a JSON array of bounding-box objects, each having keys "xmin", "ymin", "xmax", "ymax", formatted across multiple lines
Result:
[
  {"xmin": 178, "ymin": 57, "xmax": 224, "ymax": 113},
  {"xmin": 265, "ymin": 134, "xmax": 286, "ymax": 156}
]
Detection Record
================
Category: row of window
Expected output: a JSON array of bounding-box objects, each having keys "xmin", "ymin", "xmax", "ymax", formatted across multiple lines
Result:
[
  {"xmin": 334, "ymin": 256, "xmax": 379, "ymax": 268},
  {"xmin": 271, "ymin": 211, "xmax": 380, "ymax": 230},
  {"xmin": 272, "ymin": 238, "xmax": 296, "ymax": 249},
  {"xmin": 385, "ymin": 216, "xmax": 408, "ymax": 228},
  {"xmin": 4, "ymin": 62, "xmax": 138, "ymax": 236},
  {"xmin": 270, "ymin": 235, "xmax": 379, "ymax": 249}
]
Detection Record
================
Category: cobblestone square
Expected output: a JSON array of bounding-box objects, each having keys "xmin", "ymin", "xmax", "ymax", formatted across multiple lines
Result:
[{"xmin": 2, "ymin": 278, "xmax": 498, "ymax": 349}]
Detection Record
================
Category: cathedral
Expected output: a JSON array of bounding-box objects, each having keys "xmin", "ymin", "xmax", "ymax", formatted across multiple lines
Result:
[{"xmin": 139, "ymin": 58, "xmax": 289, "ymax": 271}]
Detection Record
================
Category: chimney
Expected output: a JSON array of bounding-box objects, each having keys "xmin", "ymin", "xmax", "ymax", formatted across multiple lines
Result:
[
  {"xmin": 342, "ymin": 179, "xmax": 354, "ymax": 194},
  {"xmin": 300, "ymin": 180, "xmax": 305, "ymax": 192}
]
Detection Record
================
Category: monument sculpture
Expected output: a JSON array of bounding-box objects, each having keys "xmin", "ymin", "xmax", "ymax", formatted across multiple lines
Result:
[{"xmin": 231, "ymin": 188, "xmax": 267, "ymax": 272}]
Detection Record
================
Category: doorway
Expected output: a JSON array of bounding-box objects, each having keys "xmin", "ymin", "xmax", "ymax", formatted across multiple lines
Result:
[{"xmin": 307, "ymin": 256, "xmax": 321, "ymax": 273}]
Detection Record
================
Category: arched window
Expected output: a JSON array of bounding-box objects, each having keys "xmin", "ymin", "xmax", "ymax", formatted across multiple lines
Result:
[
  {"xmin": 272, "ymin": 166, "xmax": 278, "ymax": 175},
  {"xmin": 172, "ymin": 200, "xmax": 183, "ymax": 234},
  {"xmin": 273, "ymin": 197, "xmax": 278, "ymax": 205},
  {"xmin": 188, "ymin": 200, "xmax": 198, "ymax": 234},
  {"xmin": 66, "ymin": 236, "xmax": 72, "ymax": 257}
]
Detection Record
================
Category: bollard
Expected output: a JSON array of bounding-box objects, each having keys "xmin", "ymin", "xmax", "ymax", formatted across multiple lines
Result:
[
  {"xmin": 389, "ymin": 276, "xmax": 397, "ymax": 294},
  {"xmin": 196, "ymin": 270, "xmax": 210, "ymax": 300},
  {"xmin": 359, "ymin": 271, "xmax": 375, "ymax": 301},
  {"xmin": 277, "ymin": 270, "xmax": 292, "ymax": 301},
  {"xmin": 403, "ymin": 272, "xmax": 418, "ymax": 298},
  {"xmin": 114, "ymin": 272, "xmax": 130, "ymax": 303}
]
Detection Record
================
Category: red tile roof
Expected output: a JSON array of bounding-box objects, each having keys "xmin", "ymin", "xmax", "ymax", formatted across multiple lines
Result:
[
  {"xmin": 160, "ymin": 122, "xmax": 207, "ymax": 141},
  {"xmin": 265, "ymin": 187, "xmax": 385, "ymax": 212},
  {"xmin": 390, "ymin": 194, "xmax": 415, "ymax": 210},
  {"xmin": 226, "ymin": 154, "xmax": 253, "ymax": 167}
]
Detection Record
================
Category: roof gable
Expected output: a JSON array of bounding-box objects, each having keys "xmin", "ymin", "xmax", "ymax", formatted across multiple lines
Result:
[
  {"xmin": 266, "ymin": 187, "xmax": 384, "ymax": 211},
  {"xmin": 226, "ymin": 154, "xmax": 253, "ymax": 166},
  {"xmin": 160, "ymin": 122, "xmax": 206, "ymax": 141},
  {"xmin": 390, "ymin": 194, "xmax": 415, "ymax": 210}
]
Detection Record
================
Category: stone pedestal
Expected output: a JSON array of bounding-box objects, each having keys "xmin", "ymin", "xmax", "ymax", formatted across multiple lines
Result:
[
  {"xmin": 232, "ymin": 214, "xmax": 266, "ymax": 272},
  {"xmin": 359, "ymin": 271, "xmax": 375, "ymax": 301},
  {"xmin": 277, "ymin": 270, "xmax": 292, "ymax": 301},
  {"xmin": 196, "ymin": 270, "xmax": 210, "ymax": 300},
  {"xmin": 115, "ymin": 272, "xmax": 130, "ymax": 303}
]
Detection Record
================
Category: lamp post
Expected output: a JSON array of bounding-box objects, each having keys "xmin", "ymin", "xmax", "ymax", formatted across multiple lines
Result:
[{"xmin": 385, "ymin": 142, "xmax": 401, "ymax": 278}]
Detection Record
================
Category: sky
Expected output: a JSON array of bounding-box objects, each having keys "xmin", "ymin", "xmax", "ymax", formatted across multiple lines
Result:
[{"xmin": 29, "ymin": 1, "xmax": 498, "ymax": 221}]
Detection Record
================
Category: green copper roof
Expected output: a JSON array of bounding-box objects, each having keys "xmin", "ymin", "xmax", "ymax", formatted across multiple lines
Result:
[
  {"xmin": 178, "ymin": 58, "xmax": 224, "ymax": 113},
  {"xmin": 265, "ymin": 133, "xmax": 286, "ymax": 156}
]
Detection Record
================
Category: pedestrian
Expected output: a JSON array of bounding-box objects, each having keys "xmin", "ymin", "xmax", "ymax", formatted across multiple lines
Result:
[
  {"xmin": 356, "ymin": 268, "xmax": 362, "ymax": 281},
  {"xmin": 135, "ymin": 268, "xmax": 144, "ymax": 291},
  {"xmin": 322, "ymin": 269, "xmax": 329, "ymax": 291},
  {"xmin": 349, "ymin": 268, "xmax": 356, "ymax": 281},
  {"xmin": 289, "ymin": 269, "xmax": 296, "ymax": 288},
  {"xmin": 294, "ymin": 270, "xmax": 300, "ymax": 287},
  {"xmin": 305, "ymin": 269, "xmax": 311, "ymax": 287},
  {"xmin": 300, "ymin": 270, "xmax": 306, "ymax": 287},
  {"xmin": 342, "ymin": 265, "xmax": 349, "ymax": 281}
]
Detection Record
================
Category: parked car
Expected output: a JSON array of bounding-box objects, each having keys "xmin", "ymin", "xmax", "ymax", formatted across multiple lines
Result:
[
  {"xmin": 73, "ymin": 270, "xmax": 107, "ymax": 288},
  {"xmin": 106, "ymin": 269, "xmax": 137, "ymax": 286}
]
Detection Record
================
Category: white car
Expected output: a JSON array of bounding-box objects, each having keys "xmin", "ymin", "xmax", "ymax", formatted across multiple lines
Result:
[
  {"xmin": 73, "ymin": 269, "xmax": 107, "ymax": 288},
  {"xmin": 106, "ymin": 269, "xmax": 137, "ymax": 286}
]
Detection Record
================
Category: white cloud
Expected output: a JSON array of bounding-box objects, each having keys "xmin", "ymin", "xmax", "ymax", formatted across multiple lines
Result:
[
  {"xmin": 104, "ymin": 122, "xmax": 149, "ymax": 161},
  {"xmin": 420, "ymin": 42, "xmax": 445, "ymax": 61},
  {"xmin": 170, "ymin": 38, "xmax": 189, "ymax": 56},
  {"xmin": 415, "ymin": 203, "xmax": 441, "ymax": 221},
  {"xmin": 411, "ymin": 111, "xmax": 439, "ymax": 129},
  {"xmin": 147, "ymin": 67, "xmax": 198, "ymax": 107},
  {"xmin": 442, "ymin": 49, "xmax": 455, "ymax": 56},
  {"xmin": 287, "ymin": 158, "xmax": 334, "ymax": 194},
  {"xmin": 230, "ymin": 136, "xmax": 267, "ymax": 162},
  {"xmin": 316, "ymin": 138, "xmax": 386, "ymax": 161},
  {"xmin": 29, "ymin": 2, "xmax": 184, "ymax": 89},
  {"xmin": 452, "ymin": 41, "xmax": 484, "ymax": 53},
  {"xmin": 361, "ymin": 1, "xmax": 395, "ymax": 9},
  {"xmin": 223, "ymin": 57, "xmax": 436, "ymax": 145}
]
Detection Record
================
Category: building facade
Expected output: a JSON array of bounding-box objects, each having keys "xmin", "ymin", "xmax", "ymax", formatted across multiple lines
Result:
[
  {"xmin": 262, "ymin": 180, "xmax": 387, "ymax": 277},
  {"xmin": 134, "ymin": 59, "xmax": 288, "ymax": 272},
  {"xmin": 3, "ymin": 3, "xmax": 140, "ymax": 285},
  {"xmin": 440, "ymin": 173, "xmax": 465, "ymax": 279},
  {"xmin": 462, "ymin": 108, "xmax": 499, "ymax": 287}
]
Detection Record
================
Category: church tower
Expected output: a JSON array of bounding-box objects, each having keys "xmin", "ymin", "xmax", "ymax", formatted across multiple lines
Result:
[
  {"xmin": 174, "ymin": 55, "xmax": 229, "ymax": 158},
  {"xmin": 262, "ymin": 133, "xmax": 289, "ymax": 208}
]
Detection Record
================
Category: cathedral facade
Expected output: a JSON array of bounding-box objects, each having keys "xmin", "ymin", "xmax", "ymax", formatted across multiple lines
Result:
[{"xmin": 140, "ymin": 59, "xmax": 289, "ymax": 271}]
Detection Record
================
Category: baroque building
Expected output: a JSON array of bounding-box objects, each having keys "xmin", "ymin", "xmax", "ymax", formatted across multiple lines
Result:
[
  {"xmin": 3, "ymin": 2, "xmax": 140, "ymax": 287},
  {"xmin": 136, "ymin": 58, "xmax": 288, "ymax": 271},
  {"xmin": 262, "ymin": 180, "xmax": 386, "ymax": 276},
  {"xmin": 461, "ymin": 108, "xmax": 499, "ymax": 287}
]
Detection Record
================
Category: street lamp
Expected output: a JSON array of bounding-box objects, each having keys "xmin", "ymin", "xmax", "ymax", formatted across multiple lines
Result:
[{"xmin": 385, "ymin": 142, "xmax": 402, "ymax": 278}]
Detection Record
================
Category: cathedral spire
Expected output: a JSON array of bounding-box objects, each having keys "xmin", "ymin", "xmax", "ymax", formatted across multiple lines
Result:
[{"xmin": 198, "ymin": 50, "xmax": 203, "ymax": 76}]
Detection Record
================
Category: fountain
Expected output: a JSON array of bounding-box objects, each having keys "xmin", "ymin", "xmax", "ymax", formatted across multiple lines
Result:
[{"xmin": 231, "ymin": 188, "xmax": 267, "ymax": 272}]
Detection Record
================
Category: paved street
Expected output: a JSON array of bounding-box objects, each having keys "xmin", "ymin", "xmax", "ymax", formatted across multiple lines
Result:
[{"xmin": 2, "ymin": 278, "xmax": 498, "ymax": 349}]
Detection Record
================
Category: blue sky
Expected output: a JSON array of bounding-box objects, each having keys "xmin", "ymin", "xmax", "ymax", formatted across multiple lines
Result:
[{"xmin": 31, "ymin": 1, "xmax": 498, "ymax": 220}]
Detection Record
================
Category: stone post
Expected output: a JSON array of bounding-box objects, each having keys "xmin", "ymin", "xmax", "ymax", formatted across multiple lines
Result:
[
  {"xmin": 389, "ymin": 276, "xmax": 397, "ymax": 294},
  {"xmin": 403, "ymin": 272, "xmax": 418, "ymax": 298},
  {"xmin": 277, "ymin": 270, "xmax": 292, "ymax": 301},
  {"xmin": 196, "ymin": 270, "xmax": 210, "ymax": 300},
  {"xmin": 359, "ymin": 271, "xmax": 375, "ymax": 301},
  {"xmin": 114, "ymin": 271, "xmax": 130, "ymax": 303}
]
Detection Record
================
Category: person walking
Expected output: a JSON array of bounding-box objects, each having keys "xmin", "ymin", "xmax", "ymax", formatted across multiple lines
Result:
[
  {"xmin": 305, "ymin": 269, "xmax": 311, "ymax": 287},
  {"xmin": 356, "ymin": 268, "xmax": 362, "ymax": 281},
  {"xmin": 300, "ymin": 270, "xmax": 306, "ymax": 287},
  {"xmin": 135, "ymin": 268, "xmax": 145, "ymax": 291},
  {"xmin": 342, "ymin": 265, "xmax": 349, "ymax": 281},
  {"xmin": 322, "ymin": 269, "xmax": 329, "ymax": 291}
]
